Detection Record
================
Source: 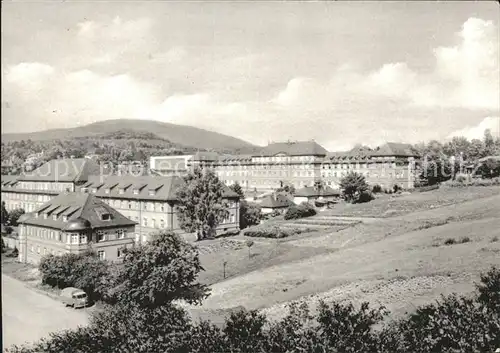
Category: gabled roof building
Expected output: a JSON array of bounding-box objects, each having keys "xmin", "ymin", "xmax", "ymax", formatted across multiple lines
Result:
[{"xmin": 17, "ymin": 192, "xmax": 136, "ymax": 264}]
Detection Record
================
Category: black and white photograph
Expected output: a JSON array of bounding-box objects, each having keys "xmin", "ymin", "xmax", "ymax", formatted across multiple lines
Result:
[{"xmin": 1, "ymin": 1, "xmax": 499, "ymax": 352}]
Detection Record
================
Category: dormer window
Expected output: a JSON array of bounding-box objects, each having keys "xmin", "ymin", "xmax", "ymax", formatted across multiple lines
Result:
[
  {"xmin": 44, "ymin": 213, "xmax": 48, "ymax": 219},
  {"xmin": 149, "ymin": 190, "xmax": 155, "ymax": 196},
  {"xmin": 92, "ymin": 188, "xmax": 97, "ymax": 193},
  {"xmin": 119, "ymin": 188, "xmax": 124, "ymax": 195},
  {"xmin": 35, "ymin": 212, "xmax": 39, "ymax": 218},
  {"xmin": 62, "ymin": 216, "xmax": 68, "ymax": 222},
  {"xmin": 101, "ymin": 214, "xmax": 111, "ymax": 221},
  {"xmin": 52, "ymin": 214, "xmax": 57, "ymax": 221},
  {"xmin": 133, "ymin": 189, "xmax": 139, "ymax": 195},
  {"xmin": 105, "ymin": 188, "xmax": 110, "ymax": 194}
]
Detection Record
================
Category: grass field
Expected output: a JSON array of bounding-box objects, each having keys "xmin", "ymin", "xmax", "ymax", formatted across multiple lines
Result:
[{"xmin": 183, "ymin": 186, "xmax": 500, "ymax": 323}]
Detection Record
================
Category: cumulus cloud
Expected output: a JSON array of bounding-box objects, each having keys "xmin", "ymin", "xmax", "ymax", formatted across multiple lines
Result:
[
  {"xmin": 447, "ymin": 116, "xmax": 500, "ymax": 140},
  {"xmin": 4, "ymin": 62, "xmax": 55, "ymax": 91},
  {"xmin": 2, "ymin": 16, "xmax": 499, "ymax": 149}
]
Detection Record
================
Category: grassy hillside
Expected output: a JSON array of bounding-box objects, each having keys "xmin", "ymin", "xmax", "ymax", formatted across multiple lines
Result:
[
  {"xmin": 181, "ymin": 186, "xmax": 500, "ymax": 323},
  {"xmin": 1, "ymin": 119, "xmax": 259, "ymax": 153}
]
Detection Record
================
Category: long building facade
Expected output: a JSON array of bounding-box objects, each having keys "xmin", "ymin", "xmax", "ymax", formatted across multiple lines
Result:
[
  {"xmin": 151, "ymin": 141, "xmax": 419, "ymax": 192},
  {"xmin": 1, "ymin": 158, "xmax": 240, "ymax": 244}
]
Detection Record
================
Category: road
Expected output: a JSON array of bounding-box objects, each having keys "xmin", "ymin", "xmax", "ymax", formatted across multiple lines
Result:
[{"xmin": 2, "ymin": 274, "xmax": 89, "ymax": 349}]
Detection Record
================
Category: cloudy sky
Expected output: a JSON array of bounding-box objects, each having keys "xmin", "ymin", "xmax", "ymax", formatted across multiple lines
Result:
[{"xmin": 2, "ymin": 1, "xmax": 499, "ymax": 150}]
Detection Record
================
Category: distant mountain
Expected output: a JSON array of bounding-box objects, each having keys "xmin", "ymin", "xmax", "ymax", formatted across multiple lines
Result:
[{"xmin": 1, "ymin": 119, "xmax": 259, "ymax": 153}]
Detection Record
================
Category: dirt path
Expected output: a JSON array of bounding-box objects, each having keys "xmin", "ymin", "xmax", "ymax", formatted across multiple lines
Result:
[{"xmin": 1, "ymin": 274, "xmax": 89, "ymax": 349}]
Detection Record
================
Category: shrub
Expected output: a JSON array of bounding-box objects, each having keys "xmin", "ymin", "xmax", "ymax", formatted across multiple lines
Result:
[
  {"xmin": 340, "ymin": 172, "xmax": 369, "ymax": 202},
  {"xmin": 393, "ymin": 184, "xmax": 402, "ymax": 193},
  {"xmin": 354, "ymin": 190, "xmax": 374, "ymax": 204},
  {"xmin": 8, "ymin": 208, "xmax": 25, "ymax": 226},
  {"xmin": 8, "ymin": 267, "xmax": 500, "ymax": 353},
  {"xmin": 459, "ymin": 236, "xmax": 471, "ymax": 243},
  {"xmin": 444, "ymin": 238, "xmax": 456, "ymax": 245},
  {"xmin": 244, "ymin": 225, "xmax": 315, "ymax": 238},
  {"xmin": 39, "ymin": 252, "xmax": 111, "ymax": 302},
  {"xmin": 372, "ymin": 184, "xmax": 383, "ymax": 193},
  {"xmin": 284, "ymin": 202, "xmax": 316, "ymax": 220},
  {"xmin": 239, "ymin": 201, "xmax": 261, "ymax": 229}
]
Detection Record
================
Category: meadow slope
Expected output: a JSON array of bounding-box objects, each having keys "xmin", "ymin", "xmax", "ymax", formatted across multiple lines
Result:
[{"xmin": 185, "ymin": 189, "xmax": 500, "ymax": 322}]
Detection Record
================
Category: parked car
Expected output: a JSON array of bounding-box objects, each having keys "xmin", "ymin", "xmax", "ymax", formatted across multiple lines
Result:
[{"xmin": 60, "ymin": 287, "xmax": 88, "ymax": 308}]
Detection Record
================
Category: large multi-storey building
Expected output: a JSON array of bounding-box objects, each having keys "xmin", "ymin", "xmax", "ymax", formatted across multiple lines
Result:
[
  {"xmin": 151, "ymin": 141, "xmax": 419, "ymax": 191},
  {"xmin": 79, "ymin": 174, "xmax": 240, "ymax": 243},
  {"xmin": 1, "ymin": 158, "xmax": 101, "ymax": 212},
  {"xmin": 1, "ymin": 157, "xmax": 240, "ymax": 243},
  {"xmin": 17, "ymin": 192, "xmax": 136, "ymax": 264}
]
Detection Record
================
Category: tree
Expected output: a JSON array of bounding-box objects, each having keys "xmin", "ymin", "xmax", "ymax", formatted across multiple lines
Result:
[
  {"xmin": 176, "ymin": 167, "xmax": 230, "ymax": 240},
  {"xmin": 340, "ymin": 172, "xmax": 369, "ymax": 202},
  {"xmin": 443, "ymin": 136, "xmax": 472, "ymax": 161},
  {"xmin": 8, "ymin": 208, "xmax": 25, "ymax": 226},
  {"xmin": 469, "ymin": 138, "xmax": 485, "ymax": 160},
  {"xmin": 239, "ymin": 201, "xmax": 261, "ymax": 229},
  {"xmin": 418, "ymin": 156, "xmax": 454, "ymax": 186},
  {"xmin": 229, "ymin": 182, "xmax": 244, "ymax": 200},
  {"xmin": 108, "ymin": 231, "xmax": 210, "ymax": 308},
  {"xmin": 1, "ymin": 202, "xmax": 9, "ymax": 225},
  {"xmin": 483, "ymin": 128, "xmax": 495, "ymax": 156}
]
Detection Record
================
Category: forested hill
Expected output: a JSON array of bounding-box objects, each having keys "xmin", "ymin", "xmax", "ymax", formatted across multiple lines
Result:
[{"xmin": 1, "ymin": 119, "xmax": 258, "ymax": 153}]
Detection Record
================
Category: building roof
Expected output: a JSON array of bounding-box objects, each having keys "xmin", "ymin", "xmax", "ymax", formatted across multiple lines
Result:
[
  {"xmin": 17, "ymin": 158, "xmax": 101, "ymax": 183},
  {"xmin": 19, "ymin": 192, "xmax": 135, "ymax": 231},
  {"xmin": 259, "ymin": 193, "xmax": 295, "ymax": 209},
  {"xmin": 372, "ymin": 143, "xmax": 419, "ymax": 157},
  {"xmin": 1, "ymin": 175, "xmax": 19, "ymax": 187},
  {"xmin": 81, "ymin": 174, "xmax": 239, "ymax": 201},
  {"xmin": 191, "ymin": 152, "xmax": 220, "ymax": 162},
  {"xmin": 295, "ymin": 185, "xmax": 341, "ymax": 197},
  {"xmin": 257, "ymin": 141, "xmax": 328, "ymax": 157}
]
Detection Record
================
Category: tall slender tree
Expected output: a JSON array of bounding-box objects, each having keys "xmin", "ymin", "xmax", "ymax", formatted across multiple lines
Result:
[{"xmin": 176, "ymin": 166, "xmax": 230, "ymax": 240}]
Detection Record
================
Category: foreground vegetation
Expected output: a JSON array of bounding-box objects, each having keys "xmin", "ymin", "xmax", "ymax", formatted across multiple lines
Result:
[{"xmin": 6, "ymin": 228, "xmax": 500, "ymax": 353}]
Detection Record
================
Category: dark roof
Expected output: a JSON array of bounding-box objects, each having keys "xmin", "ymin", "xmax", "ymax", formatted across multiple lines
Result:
[
  {"xmin": 1, "ymin": 175, "xmax": 19, "ymax": 186},
  {"xmin": 257, "ymin": 141, "xmax": 328, "ymax": 157},
  {"xmin": 372, "ymin": 143, "xmax": 419, "ymax": 157},
  {"xmin": 80, "ymin": 175, "xmax": 239, "ymax": 201},
  {"xmin": 295, "ymin": 186, "xmax": 341, "ymax": 197},
  {"xmin": 260, "ymin": 194, "xmax": 294, "ymax": 209},
  {"xmin": 191, "ymin": 152, "xmax": 220, "ymax": 162},
  {"xmin": 17, "ymin": 158, "xmax": 101, "ymax": 183},
  {"xmin": 19, "ymin": 192, "xmax": 135, "ymax": 231}
]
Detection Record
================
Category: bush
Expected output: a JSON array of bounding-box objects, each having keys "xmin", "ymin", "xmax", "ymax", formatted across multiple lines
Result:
[
  {"xmin": 239, "ymin": 201, "xmax": 261, "ymax": 230},
  {"xmin": 353, "ymin": 190, "xmax": 374, "ymax": 204},
  {"xmin": 340, "ymin": 172, "xmax": 369, "ymax": 202},
  {"xmin": 8, "ymin": 208, "xmax": 25, "ymax": 226},
  {"xmin": 393, "ymin": 184, "xmax": 402, "ymax": 193},
  {"xmin": 444, "ymin": 238, "xmax": 456, "ymax": 245},
  {"xmin": 284, "ymin": 202, "xmax": 316, "ymax": 220},
  {"xmin": 7, "ymin": 267, "xmax": 500, "ymax": 353},
  {"xmin": 459, "ymin": 236, "xmax": 471, "ymax": 243},
  {"xmin": 244, "ymin": 226, "xmax": 313, "ymax": 238},
  {"xmin": 372, "ymin": 184, "xmax": 383, "ymax": 193},
  {"xmin": 415, "ymin": 184, "xmax": 440, "ymax": 192},
  {"xmin": 39, "ymin": 252, "xmax": 111, "ymax": 302}
]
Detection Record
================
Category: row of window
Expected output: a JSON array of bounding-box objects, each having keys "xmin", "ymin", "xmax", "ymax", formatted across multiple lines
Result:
[
  {"xmin": 28, "ymin": 246, "xmax": 119, "ymax": 261},
  {"xmin": 101, "ymin": 198, "xmax": 168, "ymax": 213},
  {"xmin": 2, "ymin": 192, "xmax": 51, "ymax": 202},
  {"xmin": 17, "ymin": 182, "xmax": 73, "ymax": 192},
  {"xmin": 25, "ymin": 226, "xmax": 127, "ymax": 244}
]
